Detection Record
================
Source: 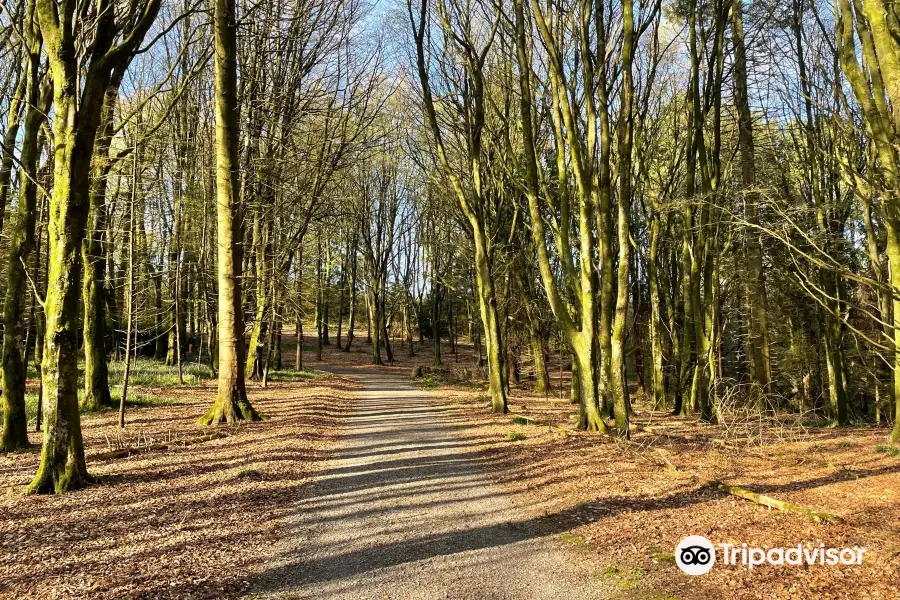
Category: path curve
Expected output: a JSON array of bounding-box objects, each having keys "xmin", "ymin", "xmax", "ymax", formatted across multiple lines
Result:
[{"xmin": 247, "ymin": 366, "xmax": 607, "ymax": 599}]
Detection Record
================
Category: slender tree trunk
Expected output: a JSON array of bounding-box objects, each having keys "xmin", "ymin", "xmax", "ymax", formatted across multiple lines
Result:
[
  {"xmin": 295, "ymin": 248, "xmax": 304, "ymax": 370},
  {"xmin": 81, "ymin": 77, "xmax": 124, "ymax": 411},
  {"xmin": 262, "ymin": 259, "xmax": 277, "ymax": 387},
  {"xmin": 432, "ymin": 285, "xmax": 442, "ymax": 365},
  {"xmin": 120, "ymin": 145, "xmax": 138, "ymax": 428},
  {"xmin": 246, "ymin": 216, "xmax": 268, "ymax": 378},
  {"xmin": 405, "ymin": 300, "xmax": 415, "ymax": 357},
  {"xmin": 174, "ymin": 243, "xmax": 184, "ymax": 383},
  {"xmin": 610, "ymin": 0, "xmax": 635, "ymax": 437},
  {"xmin": 166, "ymin": 190, "xmax": 183, "ymax": 366},
  {"xmin": 369, "ymin": 290, "xmax": 383, "ymax": 365},
  {"xmin": 448, "ymin": 299, "xmax": 457, "ymax": 355},
  {"xmin": 1, "ymin": 19, "xmax": 46, "ymax": 451},
  {"xmin": 0, "ymin": 69, "xmax": 25, "ymax": 238},
  {"xmin": 316, "ymin": 236, "xmax": 324, "ymax": 361},
  {"xmin": 336, "ymin": 241, "xmax": 348, "ymax": 350},
  {"xmin": 648, "ymin": 216, "xmax": 666, "ymax": 410},
  {"xmin": 34, "ymin": 190, "xmax": 47, "ymax": 433},
  {"xmin": 345, "ymin": 244, "xmax": 357, "ymax": 352},
  {"xmin": 153, "ymin": 268, "xmax": 166, "ymax": 359}
]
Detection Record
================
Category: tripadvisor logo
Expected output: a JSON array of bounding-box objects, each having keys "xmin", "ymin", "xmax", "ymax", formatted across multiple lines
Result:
[
  {"xmin": 675, "ymin": 535, "xmax": 866, "ymax": 575},
  {"xmin": 675, "ymin": 535, "xmax": 716, "ymax": 575}
]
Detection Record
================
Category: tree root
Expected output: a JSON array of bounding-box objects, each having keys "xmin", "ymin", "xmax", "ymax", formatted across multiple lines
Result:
[
  {"xmin": 198, "ymin": 398, "xmax": 261, "ymax": 425},
  {"xmin": 25, "ymin": 462, "xmax": 94, "ymax": 495}
]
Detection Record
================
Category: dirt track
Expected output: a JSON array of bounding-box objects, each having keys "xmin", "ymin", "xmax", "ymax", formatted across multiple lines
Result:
[{"xmin": 246, "ymin": 366, "xmax": 609, "ymax": 599}]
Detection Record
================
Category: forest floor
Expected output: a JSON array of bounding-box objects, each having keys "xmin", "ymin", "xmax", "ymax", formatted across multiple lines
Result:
[
  {"xmin": 2, "ymin": 334, "xmax": 899, "ymax": 599},
  {"xmin": 0, "ymin": 361, "xmax": 354, "ymax": 599},
  {"xmin": 428, "ymin": 368, "xmax": 900, "ymax": 600}
]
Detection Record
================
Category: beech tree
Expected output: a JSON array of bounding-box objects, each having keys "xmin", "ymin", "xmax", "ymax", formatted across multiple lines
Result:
[
  {"xmin": 28, "ymin": 0, "xmax": 163, "ymax": 494},
  {"xmin": 0, "ymin": 0, "xmax": 49, "ymax": 452},
  {"xmin": 408, "ymin": 0, "xmax": 509, "ymax": 413},
  {"xmin": 199, "ymin": 0, "xmax": 259, "ymax": 423}
]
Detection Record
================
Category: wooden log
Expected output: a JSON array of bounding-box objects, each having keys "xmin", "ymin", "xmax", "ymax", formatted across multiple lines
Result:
[{"xmin": 708, "ymin": 480, "xmax": 844, "ymax": 524}]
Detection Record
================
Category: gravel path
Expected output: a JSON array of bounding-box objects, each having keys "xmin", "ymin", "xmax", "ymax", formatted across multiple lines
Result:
[{"xmin": 247, "ymin": 367, "xmax": 607, "ymax": 599}]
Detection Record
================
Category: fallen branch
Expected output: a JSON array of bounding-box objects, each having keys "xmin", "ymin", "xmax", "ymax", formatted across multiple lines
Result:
[
  {"xmin": 708, "ymin": 480, "xmax": 844, "ymax": 524},
  {"xmin": 0, "ymin": 465, "xmax": 35, "ymax": 474},
  {"xmin": 631, "ymin": 422, "xmax": 698, "ymax": 442},
  {"xmin": 92, "ymin": 431, "xmax": 228, "ymax": 461},
  {"xmin": 510, "ymin": 413, "xmax": 545, "ymax": 426}
]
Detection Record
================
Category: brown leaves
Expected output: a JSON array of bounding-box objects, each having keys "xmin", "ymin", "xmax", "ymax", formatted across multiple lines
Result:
[
  {"xmin": 0, "ymin": 376, "xmax": 350, "ymax": 600},
  {"xmin": 443, "ymin": 381, "xmax": 900, "ymax": 600}
]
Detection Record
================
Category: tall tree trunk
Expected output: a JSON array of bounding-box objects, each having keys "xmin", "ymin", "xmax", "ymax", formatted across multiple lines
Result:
[
  {"xmin": 1, "ymin": 14, "xmax": 46, "ymax": 451},
  {"xmin": 316, "ymin": 236, "xmax": 324, "ymax": 361},
  {"xmin": 153, "ymin": 267, "xmax": 166, "ymax": 359},
  {"xmin": 246, "ymin": 215, "xmax": 268, "ymax": 379},
  {"xmin": 262, "ymin": 258, "xmax": 277, "ymax": 388},
  {"xmin": 34, "ymin": 189, "xmax": 48, "ymax": 433},
  {"xmin": 28, "ymin": 17, "xmax": 106, "ymax": 495},
  {"xmin": 200, "ymin": 0, "xmax": 259, "ymax": 424},
  {"xmin": 410, "ymin": 0, "xmax": 506, "ymax": 414},
  {"xmin": 29, "ymin": 11, "xmax": 127, "ymax": 492},
  {"xmin": 608, "ymin": 0, "xmax": 635, "ymax": 438},
  {"xmin": 345, "ymin": 243, "xmax": 357, "ymax": 352},
  {"xmin": 295, "ymin": 248, "xmax": 304, "ymax": 371},
  {"xmin": 369, "ymin": 290, "xmax": 383, "ymax": 365},
  {"xmin": 733, "ymin": 0, "xmax": 772, "ymax": 396},
  {"xmin": 120, "ymin": 142, "xmax": 139, "ymax": 428},
  {"xmin": 448, "ymin": 299, "xmax": 457, "ymax": 355},
  {"xmin": 405, "ymin": 300, "xmax": 415, "ymax": 357},
  {"xmin": 81, "ymin": 74, "xmax": 123, "ymax": 411},
  {"xmin": 166, "ymin": 188, "xmax": 184, "ymax": 366},
  {"xmin": 804, "ymin": 2, "xmax": 848, "ymax": 424},
  {"xmin": 432, "ymin": 284, "xmax": 442, "ymax": 365},
  {"xmin": 647, "ymin": 215, "xmax": 666, "ymax": 410}
]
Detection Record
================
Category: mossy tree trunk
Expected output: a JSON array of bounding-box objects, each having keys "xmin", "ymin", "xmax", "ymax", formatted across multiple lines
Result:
[
  {"xmin": 799, "ymin": 3, "xmax": 848, "ymax": 424},
  {"xmin": 33, "ymin": 191, "xmax": 48, "ymax": 433},
  {"xmin": 245, "ymin": 214, "xmax": 269, "ymax": 379},
  {"xmin": 1, "ymin": 2, "xmax": 47, "ymax": 452},
  {"xmin": 515, "ymin": 0, "xmax": 602, "ymax": 430},
  {"xmin": 200, "ymin": 0, "xmax": 259, "ymax": 425},
  {"xmin": 836, "ymin": 0, "xmax": 900, "ymax": 440},
  {"xmin": 607, "ymin": 0, "xmax": 637, "ymax": 438},
  {"xmin": 472, "ymin": 233, "xmax": 508, "ymax": 413},
  {"xmin": 28, "ymin": 0, "xmax": 162, "ymax": 494},
  {"xmin": 410, "ymin": 0, "xmax": 507, "ymax": 414},
  {"xmin": 0, "ymin": 65, "xmax": 25, "ymax": 238},
  {"xmin": 81, "ymin": 70, "xmax": 124, "ymax": 412}
]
